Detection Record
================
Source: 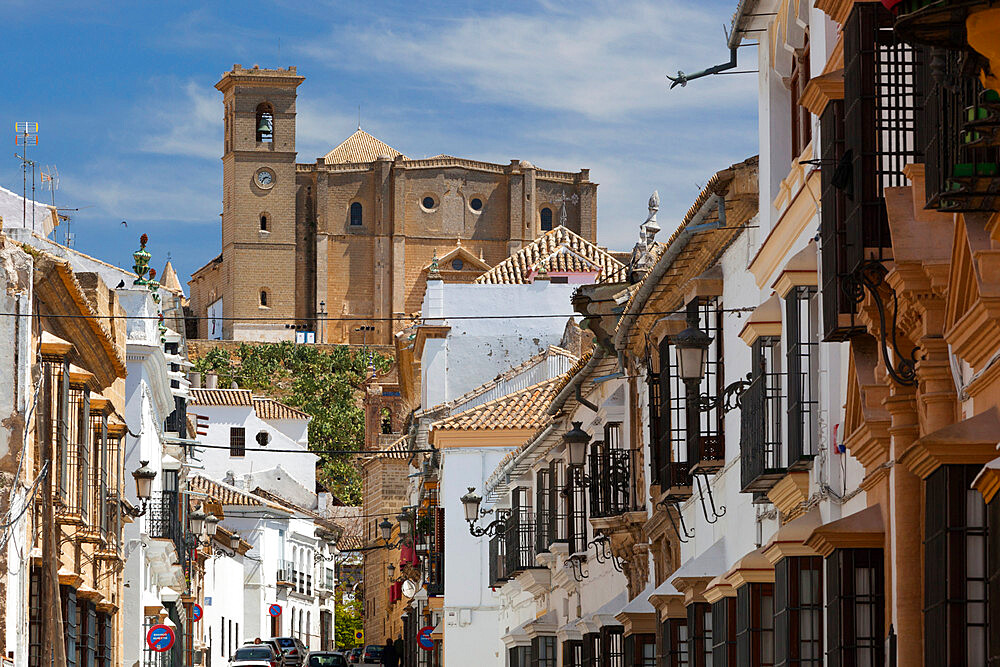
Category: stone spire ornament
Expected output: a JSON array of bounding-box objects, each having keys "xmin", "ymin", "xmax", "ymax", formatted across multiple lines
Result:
[
  {"xmin": 428, "ymin": 250, "xmax": 442, "ymax": 280},
  {"xmin": 641, "ymin": 191, "xmax": 661, "ymax": 245}
]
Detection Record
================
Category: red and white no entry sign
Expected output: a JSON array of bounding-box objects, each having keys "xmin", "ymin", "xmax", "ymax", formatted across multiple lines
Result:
[{"xmin": 146, "ymin": 624, "xmax": 175, "ymax": 652}]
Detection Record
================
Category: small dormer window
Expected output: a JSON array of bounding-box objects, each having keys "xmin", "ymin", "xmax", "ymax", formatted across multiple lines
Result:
[{"xmin": 256, "ymin": 102, "xmax": 274, "ymax": 142}]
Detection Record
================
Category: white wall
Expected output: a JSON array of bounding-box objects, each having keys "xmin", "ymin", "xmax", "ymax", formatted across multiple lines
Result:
[
  {"xmin": 194, "ymin": 405, "xmax": 317, "ymax": 491},
  {"xmin": 420, "ymin": 280, "xmax": 578, "ymax": 409},
  {"xmin": 204, "ymin": 552, "xmax": 247, "ymax": 661}
]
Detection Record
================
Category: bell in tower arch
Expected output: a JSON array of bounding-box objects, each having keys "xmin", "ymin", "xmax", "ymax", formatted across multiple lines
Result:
[{"xmin": 255, "ymin": 102, "xmax": 274, "ymax": 142}]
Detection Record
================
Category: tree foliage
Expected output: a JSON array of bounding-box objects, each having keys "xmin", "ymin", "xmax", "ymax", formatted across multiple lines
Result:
[
  {"xmin": 192, "ymin": 342, "xmax": 391, "ymax": 503},
  {"xmin": 334, "ymin": 595, "xmax": 364, "ymax": 650}
]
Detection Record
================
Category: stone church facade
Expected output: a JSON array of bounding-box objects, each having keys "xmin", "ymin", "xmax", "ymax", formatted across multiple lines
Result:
[{"xmin": 188, "ymin": 64, "xmax": 598, "ymax": 345}]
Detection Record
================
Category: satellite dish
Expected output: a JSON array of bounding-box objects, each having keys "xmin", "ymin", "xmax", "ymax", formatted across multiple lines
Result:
[{"xmin": 402, "ymin": 579, "xmax": 417, "ymax": 598}]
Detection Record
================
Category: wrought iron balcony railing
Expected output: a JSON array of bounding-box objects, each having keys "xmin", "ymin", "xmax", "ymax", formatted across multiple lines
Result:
[
  {"xmin": 739, "ymin": 374, "xmax": 786, "ymax": 493},
  {"xmin": 425, "ymin": 551, "xmax": 444, "ymax": 596},
  {"xmin": 146, "ymin": 491, "xmax": 181, "ymax": 543},
  {"xmin": 504, "ymin": 507, "xmax": 539, "ymax": 575},
  {"xmin": 588, "ymin": 447, "xmax": 639, "ymax": 519}
]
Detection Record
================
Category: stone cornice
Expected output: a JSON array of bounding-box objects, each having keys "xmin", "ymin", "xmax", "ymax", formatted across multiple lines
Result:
[
  {"xmin": 799, "ymin": 69, "xmax": 844, "ymax": 117},
  {"xmin": 766, "ymin": 472, "xmax": 810, "ymax": 519},
  {"xmin": 898, "ymin": 408, "xmax": 1000, "ymax": 479},
  {"xmin": 804, "ymin": 505, "xmax": 884, "ymax": 558},
  {"xmin": 973, "ymin": 458, "xmax": 1000, "ymax": 504},
  {"xmin": 748, "ymin": 169, "xmax": 821, "ymax": 288},
  {"xmin": 414, "ymin": 324, "xmax": 450, "ymax": 358}
]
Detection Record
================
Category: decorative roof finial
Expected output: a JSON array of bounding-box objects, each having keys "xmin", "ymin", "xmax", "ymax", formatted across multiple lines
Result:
[
  {"xmin": 641, "ymin": 191, "xmax": 661, "ymax": 244},
  {"xmin": 132, "ymin": 234, "xmax": 151, "ymax": 286},
  {"xmin": 428, "ymin": 250, "xmax": 441, "ymax": 280},
  {"xmin": 534, "ymin": 260, "xmax": 550, "ymax": 282},
  {"xmin": 558, "ymin": 201, "xmax": 568, "ymax": 228}
]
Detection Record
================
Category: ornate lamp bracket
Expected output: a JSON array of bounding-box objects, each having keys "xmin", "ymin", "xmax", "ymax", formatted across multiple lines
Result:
[
  {"xmin": 846, "ymin": 261, "xmax": 919, "ymax": 387},
  {"xmin": 696, "ymin": 373, "xmax": 753, "ymax": 414},
  {"xmin": 467, "ymin": 517, "xmax": 506, "ymax": 538}
]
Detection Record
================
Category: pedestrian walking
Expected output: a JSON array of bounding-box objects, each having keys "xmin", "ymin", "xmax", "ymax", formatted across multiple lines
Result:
[
  {"xmin": 381, "ymin": 638, "xmax": 398, "ymax": 667},
  {"xmin": 394, "ymin": 637, "xmax": 405, "ymax": 667}
]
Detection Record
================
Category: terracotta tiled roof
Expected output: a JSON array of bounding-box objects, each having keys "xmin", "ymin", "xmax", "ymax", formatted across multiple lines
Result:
[
  {"xmin": 252, "ymin": 397, "xmax": 311, "ymax": 421},
  {"xmin": 252, "ymin": 488, "xmax": 322, "ymax": 519},
  {"xmin": 367, "ymin": 435, "xmax": 411, "ymax": 461},
  {"xmin": 188, "ymin": 474, "xmax": 268, "ymax": 507},
  {"xmin": 189, "ymin": 388, "xmax": 253, "ymax": 407},
  {"xmin": 447, "ymin": 345, "xmax": 577, "ymax": 413},
  {"xmin": 324, "ymin": 129, "xmax": 405, "ymax": 164},
  {"xmin": 432, "ymin": 376, "xmax": 561, "ymax": 431},
  {"xmin": 475, "ymin": 226, "xmax": 626, "ymax": 285}
]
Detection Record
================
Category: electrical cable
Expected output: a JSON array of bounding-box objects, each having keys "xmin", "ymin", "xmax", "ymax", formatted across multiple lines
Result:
[{"xmin": 190, "ymin": 443, "xmax": 433, "ymax": 456}]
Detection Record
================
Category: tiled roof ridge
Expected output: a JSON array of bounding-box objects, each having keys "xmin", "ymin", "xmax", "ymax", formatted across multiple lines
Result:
[
  {"xmin": 324, "ymin": 129, "xmax": 406, "ymax": 164},
  {"xmin": 188, "ymin": 473, "xmax": 270, "ymax": 508},
  {"xmin": 474, "ymin": 226, "xmax": 627, "ymax": 285},
  {"xmin": 189, "ymin": 388, "xmax": 254, "ymax": 406},
  {"xmin": 252, "ymin": 396, "xmax": 311, "ymax": 420},
  {"xmin": 251, "ymin": 487, "xmax": 323, "ymax": 519},
  {"xmin": 432, "ymin": 375, "xmax": 562, "ymax": 432},
  {"xmin": 367, "ymin": 434, "xmax": 412, "ymax": 461},
  {"xmin": 446, "ymin": 345, "xmax": 579, "ymax": 410}
]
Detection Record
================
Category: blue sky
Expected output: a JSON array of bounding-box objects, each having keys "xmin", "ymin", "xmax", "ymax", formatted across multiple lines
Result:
[{"xmin": 0, "ymin": 0, "xmax": 758, "ymax": 288}]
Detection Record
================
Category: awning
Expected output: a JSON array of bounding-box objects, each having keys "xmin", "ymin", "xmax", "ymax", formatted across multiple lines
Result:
[
  {"xmin": 615, "ymin": 583, "xmax": 657, "ymax": 635},
  {"xmin": 899, "ymin": 407, "xmax": 1000, "ymax": 479},
  {"xmin": 671, "ymin": 537, "xmax": 729, "ymax": 604},
  {"xmin": 761, "ymin": 508, "xmax": 822, "ymax": 564},
  {"xmin": 804, "ymin": 504, "xmax": 884, "ymax": 558},
  {"xmin": 771, "ymin": 240, "xmax": 818, "ymax": 298},
  {"xmin": 723, "ymin": 548, "xmax": 774, "ymax": 587},
  {"xmin": 738, "ymin": 294, "xmax": 782, "ymax": 346},
  {"xmin": 973, "ymin": 456, "xmax": 1000, "ymax": 504}
]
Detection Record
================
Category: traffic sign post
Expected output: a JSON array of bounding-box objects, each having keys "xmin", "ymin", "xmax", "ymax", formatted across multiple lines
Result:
[
  {"xmin": 417, "ymin": 626, "xmax": 435, "ymax": 651},
  {"xmin": 146, "ymin": 624, "xmax": 176, "ymax": 653},
  {"xmin": 191, "ymin": 604, "xmax": 203, "ymax": 622},
  {"xmin": 268, "ymin": 604, "xmax": 282, "ymax": 617},
  {"xmin": 355, "ymin": 630, "xmax": 364, "ymax": 642}
]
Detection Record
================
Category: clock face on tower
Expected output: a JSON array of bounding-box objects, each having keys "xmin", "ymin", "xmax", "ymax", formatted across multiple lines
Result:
[{"xmin": 254, "ymin": 168, "xmax": 276, "ymax": 189}]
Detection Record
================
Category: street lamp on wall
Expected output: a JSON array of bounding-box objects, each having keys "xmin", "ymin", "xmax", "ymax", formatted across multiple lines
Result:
[
  {"xmin": 674, "ymin": 309, "xmax": 750, "ymax": 414},
  {"xmin": 124, "ymin": 461, "xmax": 157, "ymax": 517},
  {"xmin": 460, "ymin": 488, "xmax": 506, "ymax": 538}
]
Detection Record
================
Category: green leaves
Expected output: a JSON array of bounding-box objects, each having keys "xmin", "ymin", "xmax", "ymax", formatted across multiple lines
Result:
[{"xmin": 192, "ymin": 343, "xmax": 392, "ymax": 503}]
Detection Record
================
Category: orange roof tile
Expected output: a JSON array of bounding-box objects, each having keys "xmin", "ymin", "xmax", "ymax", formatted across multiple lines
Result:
[
  {"xmin": 189, "ymin": 388, "xmax": 253, "ymax": 407},
  {"xmin": 324, "ymin": 129, "xmax": 405, "ymax": 164},
  {"xmin": 475, "ymin": 226, "xmax": 626, "ymax": 285},
  {"xmin": 252, "ymin": 397, "xmax": 311, "ymax": 421},
  {"xmin": 431, "ymin": 377, "xmax": 561, "ymax": 432}
]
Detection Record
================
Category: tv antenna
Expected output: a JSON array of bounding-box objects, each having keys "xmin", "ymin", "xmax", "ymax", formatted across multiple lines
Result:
[
  {"xmin": 14, "ymin": 122, "xmax": 39, "ymax": 233},
  {"xmin": 41, "ymin": 166, "xmax": 70, "ymax": 245}
]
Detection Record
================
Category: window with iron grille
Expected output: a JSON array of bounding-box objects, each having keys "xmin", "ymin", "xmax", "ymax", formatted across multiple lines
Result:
[
  {"xmin": 821, "ymin": 3, "xmax": 922, "ymax": 340},
  {"xmin": 509, "ymin": 645, "xmax": 532, "ymax": 667},
  {"xmin": 687, "ymin": 603, "xmax": 712, "ymax": 667},
  {"xmin": 590, "ymin": 423, "xmax": 634, "ymax": 518},
  {"xmin": 230, "ymin": 427, "xmax": 246, "ymax": 457},
  {"xmin": 988, "ymin": 495, "xmax": 999, "ymax": 666},
  {"xmin": 736, "ymin": 583, "xmax": 775, "ymax": 666},
  {"xmin": 62, "ymin": 384, "xmax": 85, "ymax": 512},
  {"xmin": 601, "ymin": 627, "xmax": 624, "ymax": 667},
  {"xmin": 582, "ymin": 632, "xmax": 601, "ymax": 667},
  {"xmin": 691, "ymin": 298, "xmax": 725, "ymax": 467},
  {"xmin": 775, "ymin": 556, "xmax": 823, "ymax": 666},
  {"xmin": 489, "ymin": 509, "xmax": 510, "ymax": 586},
  {"xmin": 786, "ymin": 287, "xmax": 819, "ymax": 468},
  {"xmin": 548, "ymin": 459, "xmax": 567, "ymax": 544},
  {"xmin": 28, "ymin": 564, "xmax": 42, "ymax": 667},
  {"xmin": 711, "ymin": 597, "xmax": 737, "ymax": 665},
  {"xmin": 623, "ymin": 633, "xmax": 655, "ymax": 667},
  {"xmin": 90, "ymin": 410, "xmax": 109, "ymax": 540},
  {"xmin": 567, "ymin": 466, "xmax": 588, "ymax": 554},
  {"xmin": 536, "ymin": 468, "xmax": 552, "ymax": 553},
  {"xmin": 77, "ymin": 599, "xmax": 97, "ymax": 667},
  {"xmin": 506, "ymin": 487, "xmax": 537, "ymax": 574},
  {"xmin": 562, "ymin": 640, "xmax": 583, "ymax": 667},
  {"xmin": 646, "ymin": 366, "xmax": 661, "ymax": 483},
  {"xmin": 62, "ymin": 585, "xmax": 78, "ymax": 667},
  {"xmin": 819, "ymin": 97, "xmax": 855, "ymax": 341},
  {"xmin": 96, "ymin": 612, "xmax": 112, "ymax": 667},
  {"xmin": 924, "ymin": 465, "xmax": 989, "ymax": 665},
  {"xmin": 740, "ymin": 336, "xmax": 785, "ymax": 493},
  {"xmin": 656, "ymin": 337, "xmax": 691, "ymax": 494},
  {"xmin": 531, "ymin": 636, "xmax": 556, "ymax": 667},
  {"xmin": 825, "ymin": 548, "xmax": 884, "ymax": 667},
  {"xmin": 661, "ymin": 617, "xmax": 689, "ymax": 667},
  {"xmin": 788, "ymin": 37, "xmax": 812, "ymax": 160},
  {"xmin": 921, "ymin": 46, "xmax": 1000, "ymax": 212}
]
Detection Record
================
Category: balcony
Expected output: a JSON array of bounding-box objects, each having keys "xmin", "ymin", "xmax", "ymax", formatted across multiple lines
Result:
[
  {"xmin": 504, "ymin": 507, "xmax": 540, "ymax": 575},
  {"xmin": 146, "ymin": 491, "xmax": 181, "ymax": 543},
  {"xmin": 923, "ymin": 49, "xmax": 1000, "ymax": 212},
  {"xmin": 588, "ymin": 446, "xmax": 639, "ymax": 519},
  {"xmin": 488, "ymin": 510, "xmax": 510, "ymax": 587},
  {"xmin": 739, "ymin": 374, "xmax": 785, "ymax": 493},
  {"xmin": 425, "ymin": 551, "xmax": 444, "ymax": 596},
  {"xmin": 889, "ymin": 0, "xmax": 996, "ymax": 51},
  {"xmin": 276, "ymin": 560, "xmax": 296, "ymax": 587}
]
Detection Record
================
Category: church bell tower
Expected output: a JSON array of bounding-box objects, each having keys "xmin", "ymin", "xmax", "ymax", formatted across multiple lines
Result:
[{"xmin": 215, "ymin": 64, "xmax": 304, "ymax": 340}]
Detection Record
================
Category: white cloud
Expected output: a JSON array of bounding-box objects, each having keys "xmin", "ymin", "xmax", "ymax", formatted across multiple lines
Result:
[
  {"xmin": 301, "ymin": 0, "xmax": 756, "ymax": 120},
  {"xmin": 140, "ymin": 81, "xmax": 220, "ymax": 160}
]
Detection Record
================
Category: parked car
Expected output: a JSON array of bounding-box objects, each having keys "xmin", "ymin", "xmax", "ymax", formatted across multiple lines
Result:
[
  {"xmin": 361, "ymin": 645, "xmax": 383, "ymax": 664},
  {"xmin": 269, "ymin": 637, "xmax": 309, "ymax": 667},
  {"xmin": 244, "ymin": 640, "xmax": 284, "ymax": 665},
  {"xmin": 307, "ymin": 652, "xmax": 348, "ymax": 667},
  {"xmin": 347, "ymin": 648, "xmax": 362, "ymax": 663},
  {"xmin": 230, "ymin": 645, "xmax": 279, "ymax": 667}
]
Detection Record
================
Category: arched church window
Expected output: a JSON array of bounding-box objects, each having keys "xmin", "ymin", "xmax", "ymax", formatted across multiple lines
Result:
[
  {"xmin": 256, "ymin": 102, "xmax": 274, "ymax": 142},
  {"xmin": 260, "ymin": 214, "xmax": 268, "ymax": 231},
  {"xmin": 260, "ymin": 290, "xmax": 268, "ymax": 307},
  {"xmin": 350, "ymin": 202, "xmax": 363, "ymax": 226},
  {"xmin": 540, "ymin": 207, "xmax": 553, "ymax": 231}
]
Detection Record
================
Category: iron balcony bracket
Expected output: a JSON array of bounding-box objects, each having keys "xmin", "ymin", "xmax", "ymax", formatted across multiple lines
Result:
[
  {"xmin": 589, "ymin": 535, "xmax": 624, "ymax": 573},
  {"xmin": 846, "ymin": 261, "xmax": 919, "ymax": 387},
  {"xmin": 564, "ymin": 554, "xmax": 590, "ymax": 582},
  {"xmin": 657, "ymin": 498, "xmax": 694, "ymax": 543},
  {"xmin": 693, "ymin": 473, "xmax": 726, "ymax": 524}
]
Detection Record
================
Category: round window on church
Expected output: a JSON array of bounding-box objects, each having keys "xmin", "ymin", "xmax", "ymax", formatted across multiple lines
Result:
[
  {"xmin": 452, "ymin": 259, "xmax": 464, "ymax": 271},
  {"xmin": 421, "ymin": 195, "xmax": 438, "ymax": 212},
  {"xmin": 469, "ymin": 197, "xmax": 483, "ymax": 212}
]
